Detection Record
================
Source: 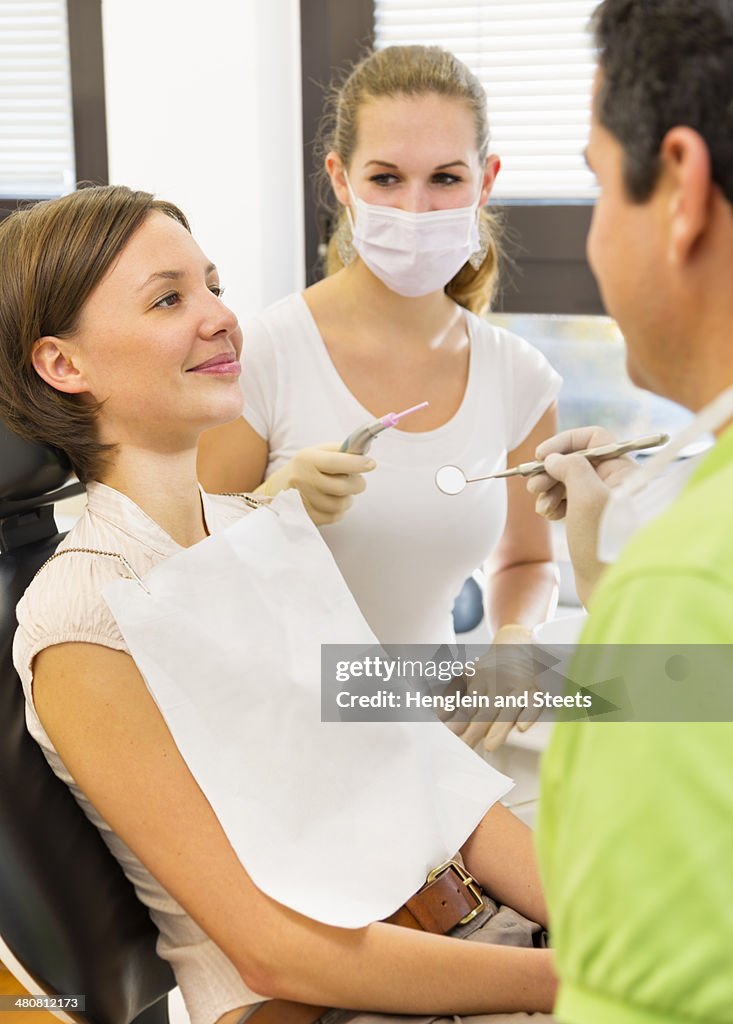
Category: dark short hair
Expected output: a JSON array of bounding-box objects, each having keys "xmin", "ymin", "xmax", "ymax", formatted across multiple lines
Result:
[
  {"xmin": 0, "ymin": 186, "xmax": 189, "ymax": 483},
  {"xmin": 592, "ymin": 0, "xmax": 733, "ymax": 203}
]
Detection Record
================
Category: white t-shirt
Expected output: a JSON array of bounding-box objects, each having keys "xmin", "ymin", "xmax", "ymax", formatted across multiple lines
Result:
[
  {"xmin": 13, "ymin": 483, "xmax": 263, "ymax": 1024},
  {"xmin": 242, "ymin": 293, "xmax": 562, "ymax": 644}
]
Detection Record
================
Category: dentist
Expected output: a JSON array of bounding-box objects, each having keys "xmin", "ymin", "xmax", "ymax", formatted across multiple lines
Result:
[{"xmin": 527, "ymin": 2, "xmax": 733, "ymax": 1022}]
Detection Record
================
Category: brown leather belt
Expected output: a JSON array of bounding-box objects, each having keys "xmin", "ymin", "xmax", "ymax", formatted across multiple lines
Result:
[{"xmin": 244, "ymin": 860, "xmax": 484, "ymax": 1024}]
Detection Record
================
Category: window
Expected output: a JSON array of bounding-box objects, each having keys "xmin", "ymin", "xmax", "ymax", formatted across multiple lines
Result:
[
  {"xmin": 0, "ymin": 0, "xmax": 75, "ymax": 199},
  {"xmin": 0, "ymin": 0, "xmax": 107, "ymax": 213}
]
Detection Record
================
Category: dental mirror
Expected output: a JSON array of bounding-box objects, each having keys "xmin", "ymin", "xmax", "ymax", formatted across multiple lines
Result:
[{"xmin": 435, "ymin": 465, "xmax": 470, "ymax": 495}]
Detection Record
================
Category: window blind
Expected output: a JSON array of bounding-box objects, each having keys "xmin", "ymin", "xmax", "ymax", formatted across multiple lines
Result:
[
  {"xmin": 0, "ymin": 0, "xmax": 76, "ymax": 199},
  {"xmin": 374, "ymin": 0, "xmax": 598, "ymax": 200}
]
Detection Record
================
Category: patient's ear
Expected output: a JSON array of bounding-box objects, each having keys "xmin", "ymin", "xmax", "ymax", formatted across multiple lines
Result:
[{"xmin": 31, "ymin": 337, "xmax": 88, "ymax": 395}]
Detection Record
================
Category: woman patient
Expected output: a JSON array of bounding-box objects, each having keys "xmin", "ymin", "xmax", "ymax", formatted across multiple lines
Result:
[{"xmin": 0, "ymin": 186, "xmax": 556, "ymax": 1024}]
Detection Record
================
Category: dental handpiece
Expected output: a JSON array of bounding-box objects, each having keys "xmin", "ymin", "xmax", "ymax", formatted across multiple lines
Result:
[{"xmin": 340, "ymin": 401, "xmax": 429, "ymax": 455}]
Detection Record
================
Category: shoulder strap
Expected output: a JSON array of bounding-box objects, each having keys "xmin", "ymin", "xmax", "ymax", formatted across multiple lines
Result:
[{"xmin": 33, "ymin": 547, "xmax": 150, "ymax": 593}]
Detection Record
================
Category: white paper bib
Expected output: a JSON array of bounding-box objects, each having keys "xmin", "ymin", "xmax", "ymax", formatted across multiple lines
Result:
[{"xmin": 103, "ymin": 490, "xmax": 512, "ymax": 927}]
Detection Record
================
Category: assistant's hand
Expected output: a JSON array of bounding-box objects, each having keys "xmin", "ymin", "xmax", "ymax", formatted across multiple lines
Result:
[
  {"xmin": 255, "ymin": 443, "xmax": 376, "ymax": 525},
  {"xmin": 526, "ymin": 427, "xmax": 639, "ymax": 605},
  {"xmin": 483, "ymin": 626, "xmax": 542, "ymax": 751},
  {"xmin": 443, "ymin": 626, "xmax": 541, "ymax": 753}
]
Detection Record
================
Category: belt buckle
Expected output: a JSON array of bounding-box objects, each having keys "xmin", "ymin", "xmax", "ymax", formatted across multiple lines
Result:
[{"xmin": 426, "ymin": 859, "xmax": 484, "ymax": 925}]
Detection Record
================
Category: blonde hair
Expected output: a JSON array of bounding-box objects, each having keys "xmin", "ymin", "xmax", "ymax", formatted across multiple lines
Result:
[{"xmin": 319, "ymin": 45, "xmax": 502, "ymax": 315}]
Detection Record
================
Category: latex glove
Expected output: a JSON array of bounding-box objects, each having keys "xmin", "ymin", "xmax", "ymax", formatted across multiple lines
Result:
[
  {"xmin": 255, "ymin": 443, "xmax": 376, "ymax": 526},
  {"xmin": 442, "ymin": 626, "xmax": 540, "ymax": 753},
  {"xmin": 483, "ymin": 625, "xmax": 542, "ymax": 751},
  {"xmin": 525, "ymin": 427, "xmax": 640, "ymax": 606}
]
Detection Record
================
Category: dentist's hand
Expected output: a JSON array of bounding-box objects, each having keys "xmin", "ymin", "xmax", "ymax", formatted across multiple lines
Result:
[
  {"xmin": 255, "ymin": 443, "xmax": 376, "ymax": 526},
  {"xmin": 526, "ymin": 427, "xmax": 639, "ymax": 605}
]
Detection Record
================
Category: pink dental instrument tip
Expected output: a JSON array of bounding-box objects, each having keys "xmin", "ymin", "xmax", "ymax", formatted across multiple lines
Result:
[{"xmin": 381, "ymin": 401, "xmax": 430, "ymax": 428}]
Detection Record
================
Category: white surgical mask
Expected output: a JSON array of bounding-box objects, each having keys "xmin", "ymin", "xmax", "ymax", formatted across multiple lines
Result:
[
  {"xmin": 597, "ymin": 385, "xmax": 733, "ymax": 563},
  {"xmin": 345, "ymin": 173, "xmax": 482, "ymax": 298}
]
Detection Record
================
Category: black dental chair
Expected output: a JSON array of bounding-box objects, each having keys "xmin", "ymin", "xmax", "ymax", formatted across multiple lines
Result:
[{"xmin": 0, "ymin": 420, "xmax": 174, "ymax": 1023}]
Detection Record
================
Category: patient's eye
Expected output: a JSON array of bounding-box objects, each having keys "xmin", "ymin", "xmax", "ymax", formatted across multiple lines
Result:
[
  {"xmin": 153, "ymin": 291, "xmax": 181, "ymax": 309},
  {"xmin": 208, "ymin": 285, "xmax": 225, "ymax": 298}
]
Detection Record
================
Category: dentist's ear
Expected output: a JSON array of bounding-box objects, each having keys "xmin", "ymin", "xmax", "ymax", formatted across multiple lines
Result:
[
  {"xmin": 661, "ymin": 126, "xmax": 713, "ymax": 265},
  {"xmin": 325, "ymin": 151, "xmax": 350, "ymax": 208},
  {"xmin": 31, "ymin": 337, "xmax": 88, "ymax": 395}
]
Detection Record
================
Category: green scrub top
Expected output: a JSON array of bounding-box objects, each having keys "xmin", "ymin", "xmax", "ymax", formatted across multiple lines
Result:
[{"xmin": 537, "ymin": 425, "xmax": 733, "ymax": 1024}]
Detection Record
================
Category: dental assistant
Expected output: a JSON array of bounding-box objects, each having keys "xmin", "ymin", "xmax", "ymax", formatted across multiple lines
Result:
[{"xmin": 199, "ymin": 45, "xmax": 561, "ymax": 649}]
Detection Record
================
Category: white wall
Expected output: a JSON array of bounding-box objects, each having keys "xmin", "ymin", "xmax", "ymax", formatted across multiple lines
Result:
[{"xmin": 101, "ymin": 0, "xmax": 305, "ymax": 322}]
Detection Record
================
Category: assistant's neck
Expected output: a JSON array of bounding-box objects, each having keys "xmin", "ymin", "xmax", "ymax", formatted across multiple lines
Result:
[{"xmin": 325, "ymin": 259, "xmax": 464, "ymax": 348}]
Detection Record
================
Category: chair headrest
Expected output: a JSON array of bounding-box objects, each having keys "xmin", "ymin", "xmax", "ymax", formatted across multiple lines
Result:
[{"xmin": 0, "ymin": 418, "xmax": 74, "ymax": 503}]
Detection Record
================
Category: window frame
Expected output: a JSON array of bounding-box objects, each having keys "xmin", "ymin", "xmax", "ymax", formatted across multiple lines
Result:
[
  {"xmin": 299, "ymin": 0, "xmax": 603, "ymax": 315},
  {"xmin": 300, "ymin": 0, "xmax": 375, "ymax": 285},
  {"xmin": 0, "ymin": 0, "xmax": 108, "ymax": 217}
]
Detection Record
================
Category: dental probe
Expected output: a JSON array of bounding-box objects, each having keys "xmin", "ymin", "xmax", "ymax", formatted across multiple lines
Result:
[
  {"xmin": 435, "ymin": 432, "xmax": 670, "ymax": 495},
  {"xmin": 340, "ymin": 401, "xmax": 429, "ymax": 455}
]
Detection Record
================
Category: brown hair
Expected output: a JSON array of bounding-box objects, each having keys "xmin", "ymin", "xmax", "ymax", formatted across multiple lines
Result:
[
  {"xmin": 318, "ymin": 45, "xmax": 502, "ymax": 314},
  {"xmin": 0, "ymin": 185, "xmax": 189, "ymax": 483}
]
